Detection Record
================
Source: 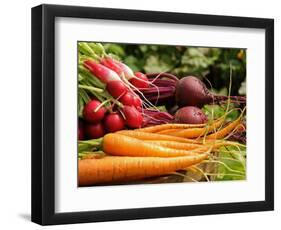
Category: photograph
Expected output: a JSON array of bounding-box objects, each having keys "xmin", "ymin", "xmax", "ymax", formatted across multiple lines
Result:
[
  {"xmin": 77, "ymin": 42, "xmax": 247, "ymax": 186},
  {"xmin": 30, "ymin": 4, "xmax": 274, "ymax": 225}
]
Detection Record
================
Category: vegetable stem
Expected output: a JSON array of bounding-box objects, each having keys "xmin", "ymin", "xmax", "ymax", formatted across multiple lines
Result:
[{"xmin": 78, "ymin": 84, "xmax": 104, "ymax": 93}]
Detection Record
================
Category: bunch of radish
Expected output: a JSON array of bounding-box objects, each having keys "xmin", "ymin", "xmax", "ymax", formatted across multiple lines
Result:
[
  {"xmin": 79, "ymin": 96, "xmax": 144, "ymax": 140},
  {"xmin": 79, "ymin": 47, "xmax": 170, "ymax": 139},
  {"xmin": 78, "ymin": 60, "xmax": 143, "ymax": 139}
]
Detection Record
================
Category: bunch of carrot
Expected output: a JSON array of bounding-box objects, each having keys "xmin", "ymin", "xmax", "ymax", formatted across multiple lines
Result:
[{"xmin": 79, "ymin": 114, "xmax": 243, "ymax": 186}]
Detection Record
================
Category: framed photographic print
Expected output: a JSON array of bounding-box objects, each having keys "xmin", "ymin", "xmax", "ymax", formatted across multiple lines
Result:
[{"xmin": 31, "ymin": 4, "xmax": 274, "ymax": 225}]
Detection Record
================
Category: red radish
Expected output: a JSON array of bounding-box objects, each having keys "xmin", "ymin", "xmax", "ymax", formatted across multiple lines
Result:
[
  {"xmin": 104, "ymin": 112, "xmax": 125, "ymax": 132},
  {"xmin": 106, "ymin": 80, "xmax": 128, "ymax": 98},
  {"xmin": 100, "ymin": 57, "xmax": 123, "ymax": 75},
  {"xmin": 118, "ymin": 62, "xmax": 135, "ymax": 80},
  {"xmin": 119, "ymin": 92, "xmax": 134, "ymax": 106},
  {"xmin": 85, "ymin": 123, "xmax": 105, "ymax": 139},
  {"xmin": 78, "ymin": 120, "xmax": 85, "ymax": 140},
  {"xmin": 84, "ymin": 60, "xmax": 120, "ymax": 83},
  {"xmin": 130, "ymin": 72, "xmax": 149, "ymax": 89},
  {"xmin": 83, "ymin": 100, "xmax": 106, "ymax": 123},
  {"xmin": 101, "ymin": 57, "xmax": 135, "ymax": 80},
  {"xmin": 133, "ymin": 96, "xmax": 142, "ymax": 108},
  {"xmin": 122, "ymin": 106, "xmax": 143, "ymax": 128},
  {"xmin": 174, "ymin": 106, "xmax": 208, "ymax": 124},
  {"xmin": 176, "ymin": 76, "xmax": 246, "ymax": 108}
]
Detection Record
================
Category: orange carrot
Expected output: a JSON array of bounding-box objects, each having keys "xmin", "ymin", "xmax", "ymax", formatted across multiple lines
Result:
[
  {"xmin": 117, "ymin": 130, "xmax": 201, "ymax": 144},
  {"xmin": 157, "ymin": 129, "xmax": 183, "ymax": 135},
  {"xmin": 78, "ymin": 154, "xmax": 208, "ymax": 185},
  {"xmin": 167, "ymin": 117, "xmax": 225, "ymax": 138},
  {"xmin": 168, "ymin": 127, "xmax": 208, "ymax": 138},
  {"xmin": 145, "ymin": 140, "xmax": 202, "ymax": 150},
  {"xmin": 137, "ymin": 123, "xmax": 206, "ymax": 133},
  {"xmin": 145, "ymin": 140, "xmax": 233, "ymax": 153},
  {"xmin": 206, "ymin": 118, "xmax": 241, "ymax": 139},
  {"xmin": 103, "ymin": 133, "xmax": 202, "ymax": 157}
]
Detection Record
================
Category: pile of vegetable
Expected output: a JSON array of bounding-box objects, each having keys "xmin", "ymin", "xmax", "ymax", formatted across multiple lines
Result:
[{"xmin": 78, "ymin": 42, "xmax": 247, "ymax": 186}]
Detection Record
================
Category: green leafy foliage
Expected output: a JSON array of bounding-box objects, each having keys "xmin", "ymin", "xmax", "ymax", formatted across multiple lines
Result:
[
  {"xmin": 203, "ymin": 104, "xmax": 240, "ymax": 122},
  {"xmin": 216, "ymin": 146, "xmax": 246, "ymax": 181}
]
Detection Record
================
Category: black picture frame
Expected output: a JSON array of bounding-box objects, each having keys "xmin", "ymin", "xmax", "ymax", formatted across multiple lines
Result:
[{"xmin": 31, "ymin": 4, "xmax": 274, "ymax": 225}]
